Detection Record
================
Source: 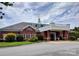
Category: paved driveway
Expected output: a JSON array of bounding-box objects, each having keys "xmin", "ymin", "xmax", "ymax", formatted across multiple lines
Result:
[{"xmin": 0, "ymin": 41, "xmax": 79, "ymax": 56}]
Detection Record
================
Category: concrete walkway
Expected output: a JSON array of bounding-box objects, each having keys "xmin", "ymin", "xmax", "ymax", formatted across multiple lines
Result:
[{"xmin": 0, "ymin": 41, "xmax": 79, "ymax": 56}]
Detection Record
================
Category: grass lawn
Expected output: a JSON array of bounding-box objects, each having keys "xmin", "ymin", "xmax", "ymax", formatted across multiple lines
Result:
[{"xmin": 0, "ymin": 41, "xmax": 33, "ymax": 48}]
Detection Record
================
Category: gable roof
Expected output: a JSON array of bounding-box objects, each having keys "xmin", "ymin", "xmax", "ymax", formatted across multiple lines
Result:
[
  {"xmin": 0, "ymin": 22, "xmax": 70, "ymax": 32},
  {"xmin": 21, "ymin": 25, "xmax": 38, "ymax": 31},
  {"xmin": 0, "ymin": 22, "xmax": 46, "ymax": 32}
]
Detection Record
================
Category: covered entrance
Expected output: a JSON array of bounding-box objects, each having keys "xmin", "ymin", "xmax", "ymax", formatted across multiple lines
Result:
[
  {"xmin": 38, "ymin": 23, "xmax": 70, "ymax": 41},
  {"xmin": 41, "ymin": 30, "xmax": 68, "ymax": 41},
  {"xmin": 50, "ymin": 31, "xmax": 61, "ymax": 41},
  {"xmin": 50, "ymin": 31, "xmax": 68, "ymax": 41},
  {"xmin": 42, "ymin": 31, "xmax": 61, "ymax": 41},
  {"xmin": 50, "ymin": 32, "xmax": 56, "ymax": 41}
]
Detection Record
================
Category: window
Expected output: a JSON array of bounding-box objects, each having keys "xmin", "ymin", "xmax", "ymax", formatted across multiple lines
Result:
[
  {"xmin": 26, "ymin": 34, "xmax": 30, "ymax": 38},
  {"xmin": 25, "ymin": 34, "xmax": 33, "ymax": 38}
]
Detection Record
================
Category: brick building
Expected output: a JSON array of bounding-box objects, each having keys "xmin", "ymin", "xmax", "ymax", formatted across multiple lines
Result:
[{"xmin": 0, "ymin": 22, "xmax": 70, "ymax": 41}]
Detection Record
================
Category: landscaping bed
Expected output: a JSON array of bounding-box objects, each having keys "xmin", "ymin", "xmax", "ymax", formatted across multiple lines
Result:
[
  {"xmin": 0, "ymin": 41, "xmax": 33, "ymax": 48},
  {"xmin": 0, "ymin": 33, "xmax": 43, "ymax": 48}
]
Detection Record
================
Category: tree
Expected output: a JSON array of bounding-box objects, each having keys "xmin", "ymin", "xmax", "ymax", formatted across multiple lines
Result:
[
  {"xmin": 73, "ymin": 27, "xmax": 79, "ymax": 31},
  {"xmin": 0, "ymin": 2, "xmax": 14, "ymax": 19},
  {"xmin": 70, "ymin": 27, "xmax": 79, "ymax": 40},
  {"xmin": 0, "ymin": 2, "xmax": 14, "ymax": 6}
]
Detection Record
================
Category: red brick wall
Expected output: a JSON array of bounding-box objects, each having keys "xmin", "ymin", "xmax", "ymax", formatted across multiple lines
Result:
[
  {"xmin": 41, "ymin": 31, "xmax": 47, "ymax": 41},
  {"xmin": 0, "ymin": 27, "xmax": 36, "ymax": 38},
  {"xmin": 41, "ymin": 31, "xmax": 50, "ymax": 41},
  {"xmin": 41, "ymin": 31, "xmax": 69, "ymax": 41},
  {"xmin": 63, "ymin": 31, "xmax": 69, "ymax": 40},
  {"xmin": 20, "ymin": 27, "xmax": 36, "ymax": 35}
]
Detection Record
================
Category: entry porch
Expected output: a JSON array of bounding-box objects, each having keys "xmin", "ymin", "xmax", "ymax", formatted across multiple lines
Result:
[{"xmin": 41, "ymin": 30, "xmax": 69, "ymax": 41}]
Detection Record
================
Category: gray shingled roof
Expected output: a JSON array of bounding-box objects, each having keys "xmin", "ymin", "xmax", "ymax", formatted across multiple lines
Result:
[{"xmin": 0, "ymin": 22, "xmax": 47, "ymax": 32}]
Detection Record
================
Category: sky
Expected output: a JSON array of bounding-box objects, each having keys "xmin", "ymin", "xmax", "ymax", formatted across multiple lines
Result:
[{"xmin": 0, "ymin": 2, "xmax": 79, "ymax": 29}]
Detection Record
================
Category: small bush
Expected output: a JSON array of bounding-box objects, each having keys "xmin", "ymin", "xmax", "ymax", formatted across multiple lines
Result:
[
  {"xmin": 37, "ymin": 35, "xmax": 43, "ymax": 41},
  {"xmin": 0, "ymin": 35, "xmax": 4, "ymax": 42},
  {"xmin": 28, "ymin": 36, "xmax": 38, "ymax": 42},
  {"xmin": 16, "ymin": 35, "xmax": 24, "ymax": 41},
  {"xmin": 5, "ymin": 33, "xmax": 16, "ymax": 42},
  {"xmin": 5, "ymin": 35, "xmax": 15, "ymax": 42},
  {"xmin": 60, "ymin": 36, "xmax": 64, "ymax": 40},
  {"xmin": 69, "ymin": 36, "xmax": 76, "ymax": 41},
  {"xmin": 0, "ymin": 34, "xmax": 3, "ymax": 38}
]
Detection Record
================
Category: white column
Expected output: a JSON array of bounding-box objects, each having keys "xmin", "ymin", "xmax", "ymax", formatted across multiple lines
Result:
[
  {"xmin": 47, "ymin": 31, "xmax": 50, "ymax": 41},
  {"xmin": 54, "ymin": 32, "xmax": 56, "ymax": 41},
  {"xmin": 30, "ymin": 34, "xmax": 31, "ymax": 38},
  {"xmin": 25, "ymin": 34, "xmax": 26, "ymax": 39}
]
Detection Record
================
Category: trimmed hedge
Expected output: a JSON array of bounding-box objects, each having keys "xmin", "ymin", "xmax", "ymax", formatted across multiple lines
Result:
[
  {"xmin": 69, "ymin": 36, "xmax": 76, "ymax": 41},
  {"xmin": 28, "ymin": 36, "xmax": 38, "ymax": 42},
  {"xmin": 0, "ymin": 34, "xmax": 3, "ymax": 38},
  {"xmin": 5, "ymin": 34, "xmax": 15, "ymax": 42},
  {"xmin": 0, "ymin": 35, "xmax": 4, "ymax": 42},
  {"xmin": 59, "ymin": 36, "xmax": 64, "ymax": 40},
  {"xmin": 37, "ymin": 35, "xmax": 43, "ymax": 41},
  {"xmin": 16, "ymin": 35, "xmax": 24, "ymax": 41}
]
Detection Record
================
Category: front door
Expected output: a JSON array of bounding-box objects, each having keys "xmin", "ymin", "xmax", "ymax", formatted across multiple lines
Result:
[{"xmin": 50, "ymin": 32, "xmax": 56, "ymax": 41}]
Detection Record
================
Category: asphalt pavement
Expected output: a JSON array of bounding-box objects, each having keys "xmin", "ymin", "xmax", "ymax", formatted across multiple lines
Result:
[{"xmin": 0, "ymin": 41, "xmax": 79, "ymax": 56}]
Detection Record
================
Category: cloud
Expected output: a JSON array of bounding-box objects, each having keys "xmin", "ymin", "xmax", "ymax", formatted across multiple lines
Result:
[{"xmin": 0, "ymin": 2, "xmax": 79, "ymax": 29}]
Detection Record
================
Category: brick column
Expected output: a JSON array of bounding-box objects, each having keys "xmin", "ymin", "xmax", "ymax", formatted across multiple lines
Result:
[
  {"xmin": 63, "ymin": 31, "xmax": 69, "ymax": 40},
  {"xmin": 47, "ymin": 31, "xmax": 50, "ymax": 41},
  {"xmin": 41, "ymin": 32, "xmax": 46, "ymax": 41},
  {"xmin": 59, "ymin": 31, "xmax": 63, "ymax": 40}
]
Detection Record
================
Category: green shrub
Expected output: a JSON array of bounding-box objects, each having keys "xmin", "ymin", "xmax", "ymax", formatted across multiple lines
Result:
[
  {"xmin": 28, "ymin": 36, "xmax": 38, "ymax": 42},
  {"xmin": 0, "ymin": 35, "xmax": 4, "ymax": 42},
  {"xmin": 59, "ymin": 36, "xmax": 64, "ymax": 40},
  {"xmin": 0, "ymin": 34, "xmax": 3, "ymax": 38},
  {"xmin": 16, "ymin": 35, "xmax": 24, "ymax": 41},
  {"xmin": 69, "ymin": 31, "xmax": 79, "ymax": 39},
  {"xmin": 37, "ymin": 35, "xmax": 43, "ymax": 41},
  {"xmin": 5, "ymin": 34, "xmax": 16, "ymax": 42},
  {"xmin": 69, "ymin": 36, "xmax": 76, "ymax": 41}
]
